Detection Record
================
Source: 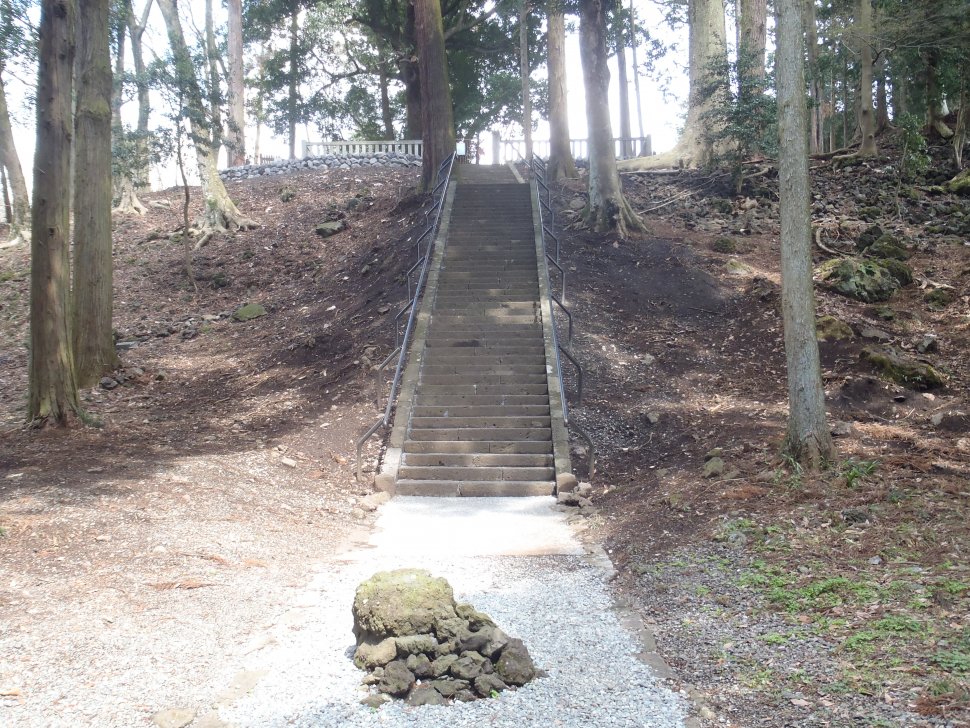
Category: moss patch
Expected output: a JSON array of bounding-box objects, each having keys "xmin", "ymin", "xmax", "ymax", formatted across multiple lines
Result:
[{"xmin": 861, "ymin": 346, "xmax": 945, "ymax": 389}]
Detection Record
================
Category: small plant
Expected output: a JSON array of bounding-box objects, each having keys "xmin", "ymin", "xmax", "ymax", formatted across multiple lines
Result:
[
  {"xmin": 841, "ymin": 459, "xmax": 878, "ymax": 488},
  {"xmin": 932, "ymin": 649, "xmax": 970, "ymax": 674}
]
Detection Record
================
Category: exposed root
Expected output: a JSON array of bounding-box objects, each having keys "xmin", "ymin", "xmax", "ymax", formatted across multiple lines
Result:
[
  {"xmin": 617, "ymin": 149, "xmax": 692, "ymax": 173},
  {"xmin": 584, "ymin": 195, "xmax": 645, "ymax": 238},
  {"xmin": 113, "ymin": 179, "xmax": 149, "ymax": 216}
]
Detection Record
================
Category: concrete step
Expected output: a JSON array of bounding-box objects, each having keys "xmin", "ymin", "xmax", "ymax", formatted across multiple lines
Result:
[
  {"xmin": 424, "ymin": 341, "xmax": 545, "ymax": 351},
  {"xmin": 410, "ymin": 416, "xmax": 552, "ymax": 429},
  {"xmin": 402, "ymin": 452, "xmax": 553, "ymax": 467},
  {"xmin": 406, "ymin": 427, "xmax": 552, "ymax": 442},
  {"xmin": 402, "ymin": 439, "xmax": 552, "ymax": 454},
  {"xmin": 411, "ymin": 404, "xmax": 550, "ymax": 417},
  {"xmin": 421, "ymin": 365, "xmax": 546, "ymax": 378},
  {"xmin": 419, "ymin": 374, "xmax": 548, "ymax": 386},
  {"xmin": 422, "ymin": 354, "xmax": 546, "ymax": 365},
  {"xmin": 397, "ymin": 465, "xmax": 555, "ymax": 481},
  {"xmin": 394, "ymin": 480, "xmax": 555, "ymax": 497},
  {"xmin": 414, "ymin": 394, "xmax": 549, "ymax": 406},
  {"xmin": 416, "ymin": 383, "xmax": 548, "ymax": 396}
]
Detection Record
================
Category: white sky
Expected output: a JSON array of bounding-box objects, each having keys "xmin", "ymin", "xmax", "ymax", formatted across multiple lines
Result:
[{"xmin": 7, "ymin": 1, "xmax": 695, "ymax": 190}]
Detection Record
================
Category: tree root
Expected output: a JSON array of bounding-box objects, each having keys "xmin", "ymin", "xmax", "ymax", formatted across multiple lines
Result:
[
  {"xmin": 0, "ymin": 232, "xmax": 26, "ymax": 250},
  {"xmin": 584, "ymin": 194, "xmax": 645, "ymax": 238},
  {"xmin": 113, "ymin": 182, "xmax": 149, "ymax": 216}
]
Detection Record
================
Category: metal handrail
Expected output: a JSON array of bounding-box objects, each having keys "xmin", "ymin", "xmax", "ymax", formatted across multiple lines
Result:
[
  {"xmin": 530, "ymin": 154, "xmax": 595, "ymax": 480},
  {"xmin": 356, "ymin": 152, "xmax": 457, "ymax": 481}
]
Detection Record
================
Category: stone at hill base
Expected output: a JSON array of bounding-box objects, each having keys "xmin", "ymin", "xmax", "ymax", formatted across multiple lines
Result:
[
  {"xmin": 861, "ymin": 346, "xmax": 945, "ymax": 390},
  {"xmin": 352, "ymin": 569, "xmax": 538, "ymax": 706},
  {"xmin": 315, "ymin": 220, "xmax": 347, "ymax": 237},
  {"xmin": 232, "ymin": 303, "xmax": 267, "ymax": 321},
  {"xmin": 816, "ymin": 257, "xmax": 912, "ymax": 302}
]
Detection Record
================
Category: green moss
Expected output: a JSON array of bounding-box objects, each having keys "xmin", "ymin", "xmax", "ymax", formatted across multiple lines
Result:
[
  {"xmin": 867, "ymin": 235, "xmax": 910, "ymax": 261},
  {"xmin": 816, "ymin": 257, "xmax": 910, "ymax": 302},
  {"xmin": 711, "ymin": 236, "xmax": 738, "ymax": 253},
  {"xmin": 816, "ymin": 315, "xmax": 855, "ymax": 342},
  {"xmin": 861, "ymin": 346, "xmax": 945, "ymax": 389},
  {"xmin": 925, "ymin": 287, "xmax": 956, "ymax": 310}
]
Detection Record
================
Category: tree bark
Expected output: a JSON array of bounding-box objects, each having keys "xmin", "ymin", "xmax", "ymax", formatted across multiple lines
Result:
[
  {"xmin": 519, "ymin": 0, "xmax": 533, "ymax": 161},
  {"xmin": 29, "ymin": 0, "xmax": 81, "ymax": 424},
  {"xmin": 113, "ymin": 0, "xmax": 152, "ymax": 214},
  {"xmin": 547, "ymin": 3, "xmax": 576, "ymax": 180},
  {"xmin": 0, "ymin": 74, "xmax": 30, "ymax": 245},
  {"xmin": 287, "ymin": 3, "xmax": 298, "ymax": 159},
  {"xmin": 803, "ymin": 0, "xmax": 820, "ymax": 154},
  {"xmin": 629, "ymin": 0, "xmax": 645, "ymax": 144},
  {"xmin": 205, "ymin": 0, "xmax": 222, "ymax": 155},
  {"xmin": 156, "ymin": 0, "xmax": 255, "ymax": 233},
  {"xmin": 379, "ymin": 61, "xmax": 394, "ymax": 140},
  {"xmin": 776, "ymin": 0, "xmax": 834, "ymax": 469},
  {"xmin": 73, "ymin": 0, "xmax": 118, "ymax": 387},
  {"xmin": 414, "ymin": 0, "xmax": 455, "ymax": 191},
  {"xmin": 924, "ymin": 49, "xmax": 953, "ymax": 139},
  {"xmin": 226, "ymin": 0, "xmax": 245, "ymax": 166},
  {"xmin": 579, "ymin": 0, "xmax": 643, "ymax": 236},
  {"xmin": 618, "ymin": 0, "xmax": 727, "ymax": 170},
  {"xmin": 875, "ymin": 59, "xmax": 889, "ymax": 133},
  {"xmin": 739, "ymin": 0, "xmax": 767, "ymax": 84},
  {"xmin": 615, "ymin": 12, "xmax": 632, "ymax": 158},
  {"xmin": 856, "ymin": 0, "xmax": 877, "ymax": 155}
]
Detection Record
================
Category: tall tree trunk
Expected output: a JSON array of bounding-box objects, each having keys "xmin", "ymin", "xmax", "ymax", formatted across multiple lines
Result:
[
  {"xmin": 414, "ymin": 0, "xmax": 455, "ymax": 191},
  {"xmin": 156, "ymin": 0, "xmax": 255, "ymax": 233},
  {"xmin": 110, "ymin": 5, "xmax": 125, "ymax": 135},
  {"xmin": 226, "ymin": 0, "xmax": 245, "ymax": 166},
  {"xmin": 776, "ymin": 0, "xmax": 833, "ymax": 469},
  {"xmin": 875, "ymin": 58, "xmax": 889, "ymax": 133},
  {"xmin": 114, "ymin": 0, "xmax": 152, "ymax": 214},
  {"xmin": 892, "ymin": 74, "xmax": 907, "ymax": 119},
  {"xmin": 29, "ymin": 0, "xmax": 81, "ymax": 424},
  {"xmin": 378, "ymin": 59, "xmax": 394, "ymax": 140},
  {"xmin": 615, "ymin": 14, "xmax": 632, "ymax": 158},
  {"xmin": 924, "ymin": 49, "xmax": 953, "ymax": 139},
  {"xmin": 205, "ymin": 0, "xmax": 222, "ymax": 156},
  {"xmin": 402, "ymin": 59, "xmax": 422, "ymax": 139},
  {"xmin": 629, "ymin": 0, "xmax": 645, "ymax": 144},
  {"xmin": 803, "ymin": 0, "xmax": 819, "ymax": 154},
  {"xmin": 0, "ymin": 75, "xmax": 30, "ymax": 245},
  {"xmin": 73, "ymin": 0, "xmax": 118, "ymax": 387},
  {"xmin": 856, "ymin": 0, "xmax": 877, "ymax": 155},
  {"xmin": 547, "ymin": 2, "xmax": 576, "ymax": 180},
  {"xmin": 953, "ymin": 72, "xmax": 968, "ymax": 169},
  {"xmin": 287, "ymin": 3, "xmax": 298, "ymax": 159},
  {"xmin": 618, "ymin": 0, "xmax": 727, "ymax": 170},
  {"xmin": 579, "ymin": 0, "xmax": 643, "ymax": 236},
  {"xmin": 519, "ymin": 0, "xmax": 533, "ymax": 162},
  {"xmin": 738, "ymin": 0, "xmax": 767, "ymax": 84}
]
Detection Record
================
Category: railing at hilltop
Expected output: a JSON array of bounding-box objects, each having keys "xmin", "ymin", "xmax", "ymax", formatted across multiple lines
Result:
[
  {"xmin": 300, "ymin": 135, "xmax": 652, "ymax": 165},
  {"xmin": 498, "ymin": 136, "xmax": 652, "ymax": 164},
  {"xmin": 302, "ymin": 140, "xmax": 423, "ymax": 158}
]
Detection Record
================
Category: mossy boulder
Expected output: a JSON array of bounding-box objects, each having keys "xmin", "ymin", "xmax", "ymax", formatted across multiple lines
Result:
[
  {"xmin": 315, "ymin": 220, "xmax": 347, "ymax": 237},
  {"xmin": 816, "ymin": 315, "xmax": 855, "ymax": 342},
  {"xmin": 711, "ymin": 236, "xmax": 738, "ymax": 253},
  {"xmin": 925, "ymin": 287, "xmax": 956, "ymax": 310},
  {"xmin": 945, "ymin": 169, "xmax": 970, "ymax": 196},
  {"xmin": 856, "ymin": 225, "xmax": 883, "ymax": 251},
  {"xmin": 859, "ymin": 206, "xmax": 882, "ymax": 221},
  {"xmin": 353, "ymin": 569, "xmax": 457, "ymax": 641},
  {"xmin": 866, "ymin": 234, "xmax": 910, "ymax": 261},
  {"xmin": 232, "ymin": 303, "xmax": 266, "ymax": 321},
  {"xmin": 279, "ymin": 187, "xmax": 296, "ymax": 202},
  {"xmin": 816, "ymin": 258, "xmax": 911, "ymax": 302},
  {"xmin": 861, "ymin": 346, "xmax": 945, "ymax": 389}
]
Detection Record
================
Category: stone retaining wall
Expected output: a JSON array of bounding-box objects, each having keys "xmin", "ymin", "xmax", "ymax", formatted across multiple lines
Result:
[{"xmin": 220, "ymin": 152, "xmax": 421, "ymax": 181}]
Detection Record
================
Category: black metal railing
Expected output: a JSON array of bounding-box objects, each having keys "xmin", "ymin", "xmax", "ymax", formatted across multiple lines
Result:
[
  {"xmin": 355, "ymin": 153, "xmax": 457, "ymax": 481},
  {"xmin": 531, "ymin": 154, "xmax": 595, "ymax": 480}
]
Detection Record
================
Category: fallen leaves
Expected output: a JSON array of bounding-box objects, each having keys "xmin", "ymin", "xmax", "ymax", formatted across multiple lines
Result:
[{"xmin": 150, "ymin": 578, "xmax": 215, "ymax": 591}]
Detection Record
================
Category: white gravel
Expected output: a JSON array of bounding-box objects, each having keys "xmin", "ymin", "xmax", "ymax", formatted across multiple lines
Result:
[{"xmin": 216, "ymin": 497, "xmax": 689, "ymax": 728}]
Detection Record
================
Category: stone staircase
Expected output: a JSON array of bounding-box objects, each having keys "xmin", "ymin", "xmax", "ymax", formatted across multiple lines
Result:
[{"xmin": 388, "ymin": 166, "xmax": 565, "ymax": 496}]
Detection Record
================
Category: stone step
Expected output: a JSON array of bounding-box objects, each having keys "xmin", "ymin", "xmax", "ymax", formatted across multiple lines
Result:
[
  {"xmin": 402, "ymin": 452, "xmax": 553, "ymax": 467},
  {"xmin": 410, "ymin": 416, "xmax": 552, "ymax": 429},
  {"xmin": 432, "ymin": 315, "xmax": 539, "ymax": 325},
  {"xmin": 414, "ymin": 394, "xmax": 549, "ymax": 406},
  {"xmin": 416, "ymin": 383, "xmax": 548, "ymax": 396},
  {"xmin": 421, "ymin": 365, "xmax": 546, "ymax": 378},
  {"xmin": 406, "ymin": 427, "xmax": 552, "ymax": 442},
  {"xmin": 411, "ymin": 404, "xmax": 550, "ymax": 417},
  {"xmin": 397, "ymin": 465, "xmax": 555, "ymax": 481},
  {"xmin": 393, "ymin": 480, "xmax": 555, "ymax": 497},
  {"xmin": 422, "ymin": 353, "xmax": 546, "ymax": 365},
  {"xmin": 419, "ymin": 374, "xmax": 548, "ymax": 386},
  {"xmin": 402, "ymin": 439, "xmax": 552, "ymax": 454},
  {"xmin": 424, "ymin": 340, "xmax": 545, "ymax": 351}
]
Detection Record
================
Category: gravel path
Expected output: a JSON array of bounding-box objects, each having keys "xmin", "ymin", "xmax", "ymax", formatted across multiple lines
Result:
[{"xmin": 214, "ymin": 497, "xmax": 691, "ymax": 727}]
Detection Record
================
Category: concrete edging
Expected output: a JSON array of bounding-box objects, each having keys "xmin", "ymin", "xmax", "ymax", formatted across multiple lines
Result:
[
  {"xmin": 530, "ymin": 180, "xmax": 577, "ymax": 493},
  {"xmin": 375, "ymin": 180, "xmax": 458, "ymax": 493}
]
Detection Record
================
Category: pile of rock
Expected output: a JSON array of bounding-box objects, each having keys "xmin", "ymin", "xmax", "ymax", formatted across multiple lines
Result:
[
  {"xmin": 352, "ymin": 569, "xmax": 537, "ymax": 707},
  {"xmin": 220, "ymin": 152, "xmax": 420, "ymax": 181}
]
